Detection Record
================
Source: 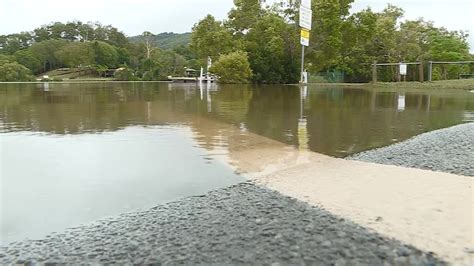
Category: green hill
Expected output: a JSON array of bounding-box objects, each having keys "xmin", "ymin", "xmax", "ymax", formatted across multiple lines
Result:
[{"xmin": 128, "ymin": 32, "xmax": 191, "ymax": 50}]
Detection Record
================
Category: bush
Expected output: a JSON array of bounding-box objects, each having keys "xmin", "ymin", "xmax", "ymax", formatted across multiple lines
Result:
[
  {"xmin": 210, "ymin": 51, "xmax": 253, "ymax": 84},
  {"xmin": 114, "ymin": 67, "xmax": 139, "ymax": 81},
  {"xmin": 0, "ymin": 62, "xmax": 34, "ymax": 82},
  {"xmin": 308, "ymin": 75, "xmax": 329, "ymax": 84}
]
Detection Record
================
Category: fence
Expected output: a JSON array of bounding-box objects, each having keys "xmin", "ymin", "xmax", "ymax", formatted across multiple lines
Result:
[
  {"xmin": 428, "ymin": 61, "xmax": 474, "ymax": 82},
  {"xmin": 308, "ymin": 70, "xmax": 345, "ymax": 83},
  {"xmin": 371, "ymin": 60, "xmax": 474, "ymax": 82}
]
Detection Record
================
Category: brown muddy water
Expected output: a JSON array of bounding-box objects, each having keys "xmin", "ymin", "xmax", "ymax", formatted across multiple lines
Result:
[{"xmin": 1, "ymin": 82, "xmax": 473, "ymax": 245}]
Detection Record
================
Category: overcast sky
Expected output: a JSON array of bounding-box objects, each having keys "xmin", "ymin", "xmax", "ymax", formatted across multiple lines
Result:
[{"xmin": 0, "ymin": 0, "xmax": 472, "ymax": 51}]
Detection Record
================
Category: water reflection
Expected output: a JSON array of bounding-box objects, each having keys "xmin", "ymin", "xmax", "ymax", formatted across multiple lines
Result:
[
  {"xmin": 1, "ymin": 82, "xmax": 473, "ymax": 157},
  {"xmin": 1, "ymin": 126, "xmax": 244, "ymax": 245},
  {"xmin": 298, "ymin": 86, "xmax": 309, "ymax": 151}
]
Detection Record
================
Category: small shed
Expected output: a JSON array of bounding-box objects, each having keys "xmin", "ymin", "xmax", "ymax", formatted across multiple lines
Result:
[{"xmin": 185, "ymin": 68, "xmax": 198, "ymax": 77}]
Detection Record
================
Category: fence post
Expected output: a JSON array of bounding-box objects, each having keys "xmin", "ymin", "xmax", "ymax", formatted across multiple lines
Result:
[
  {"xmin": 372, "ymin": 60, "xmax": 377, "ymax": 83},
  {"xmin": 397, "ymin": 63, "xmax": 401, "ymax": 82},
  {"xmin": 428, "ymin": 61, "xmax": 433, "ymax": 82},
  {"xmin": 419, "ymin": 60, "xmax": 424, "ymax": 82}
]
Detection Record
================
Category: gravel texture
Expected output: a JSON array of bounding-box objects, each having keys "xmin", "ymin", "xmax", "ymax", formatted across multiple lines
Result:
[
  {"xmin": 348, "ymin": 123, "xmax": 474, "ymax": 176},
  {"xmin": 0, "ymin": 183, "xmax": 443, "ymax": 265}
]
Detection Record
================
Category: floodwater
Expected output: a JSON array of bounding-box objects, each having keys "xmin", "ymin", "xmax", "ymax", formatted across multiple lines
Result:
[{"xmin": 1, "ymin": 82, "xmax": 473, "ymax": 245}]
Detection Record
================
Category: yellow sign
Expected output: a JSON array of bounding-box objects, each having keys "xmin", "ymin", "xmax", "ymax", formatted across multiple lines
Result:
[
  {"xmin": 301, "ymin": 29, "xmax": 310, "ymax": 46},
  {"xmin": 301, "ymin": 29, "xmax": 310, "ymax": 39}
]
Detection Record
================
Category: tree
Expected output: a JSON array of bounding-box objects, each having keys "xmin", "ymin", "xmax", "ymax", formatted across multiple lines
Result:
[
  {"xmin": 0, "ymin": 62, "xmax": 34, "ymax": 81},
  {"xmin": 64, "ymin": 22, "xmax": 79, "ymax": 41},
  {"xmin": 429, "ymin": 30, "xmax": 470, "ymax": 62},
  {"xmin": 55, "ymin": 42, "xmax": 94, "ymax": 68},
  {"xmin": 227, "ymin": 0, "xmax": 263, "ymax": 33},
  {"xmin": 396, "ymin": 19, "xmax": 433, "ymax": 62},
  {"xmin": 92, "ymin": 41, "xmax": 119, "ymax": 67},
  {"xmin": 306, "ymin": 0, "xmax": 355, "ymax": 71},
  {"xmin": 49, "ymin": 22, "xmax": 66, "ymax": 39},
  {"xmin": 173, "ymin": 45, "xmax": 196, "ymax": 60},
  {"xmin": 33, "ymin": 27, "xmax": 50, "ymax": 42},
  {"xmin": 190, "ymin": 15, "xmax": 233, "ymax": 59},
  {"xmin": 77, "ymin": 22, "xmax": 95, "ymax": 42},
  {"xmin": 30, "ymin": 39, "xmax": 67, "ymax": 72},
  {"xmin": 141, "ymin": 49, "xmax": 187, "ymax": 80},
  {"xmin": 244, "ymin": 12, "xmax": 299, "ymax": 83},
  {"xmin": 428, "ymin": 29, "xmax": 470, "ymax": 79},
  {"xmin": 210, "ymin": 51, "xmax": 253, "ymax": 83},
  {"xmin": 0, "ymin": 32, "xmax": 32, "ymax": 54},
  {"xmin": 105, "ymin": 26, "xmax": 128, "ymax": 48},
  {"xmin": 338, "ymin": 8, "xmax": 378, "ymax": 82},
  {"xmin": 142, "ymin": 31, "xmax": 155, "ymax": 59},
  {"xmin": 116, "ymin": 47, "xmax": 131, "ymax": 66},
  {"xmin": 14, "ymin": 49, "xmax": 41, "ymax": 74},
  {"xmin": 0, "ymin": 54, "xmax": 14, "ymax": 64},
  {"xmin": 373, "ymin": 4, "xmax": 404, "ymax": 63},
  {"xmin": 125, "ymin": 42, "xmax": 147, "ymax": 69}
]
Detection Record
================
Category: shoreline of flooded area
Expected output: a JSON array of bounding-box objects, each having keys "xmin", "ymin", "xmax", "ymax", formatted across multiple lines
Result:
[{"xmin": 0, "ymin": 79, "xmax": 472, "ymax": 90}]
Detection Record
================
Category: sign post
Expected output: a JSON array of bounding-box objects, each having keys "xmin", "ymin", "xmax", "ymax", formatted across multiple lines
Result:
[
  {"xmin": 300, "ymin": 29, "xmax": 310, "ymax": 84},
  {"xmin": 399, "ymin": 63, "xmax": 407, "ymax": 82},
  {"xmin": 399, "ymin": 63, "xmax": 407, "ymax": 76},
  {"xmin": 300, "ymin": 28, "xmax": 310, "ymax": 47},
  {"xmin": 299, "ymin": 0, "xmax": 312, "ymax": 84},
  {"xmin": 299, "ymin": 6, "xmax": 312, "ymax": 31}
]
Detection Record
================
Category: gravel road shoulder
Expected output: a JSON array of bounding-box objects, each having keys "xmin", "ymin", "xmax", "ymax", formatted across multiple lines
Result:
[
  {"xmin": 348, "ymin": 123, "xmax": 474, "ymax": 176},
  {"xmin": 0, "ymin": 183, "xmax": 444, "ymax": 265}
]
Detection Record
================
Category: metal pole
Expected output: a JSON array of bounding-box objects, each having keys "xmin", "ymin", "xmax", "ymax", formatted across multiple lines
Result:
[
  {"xmin": 428, "ymin": 61, "xmax": 433, "ymax": 82},
  {"xmin": 300, "ymin": 45, "xmax": 305, "ymax": 84},
  {"xmin": 419, "ymin": 60, "xmax": 424, "ymax": 82},
  {"xmin": 372, "ymin": 60, "xmax": 377, "ymax": 83}
]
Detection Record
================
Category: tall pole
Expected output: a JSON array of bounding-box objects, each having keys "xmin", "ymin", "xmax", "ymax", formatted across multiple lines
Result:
[
  {"xmin": 428, "ymin": 61, "xmax": 433, "ymax": 82},
  {"xmin": 300, "ymin": 45, "xmax": 305, "ymax": 84},
  {"xmin": 372, "ymin": 60, "xmax": 377, "ymax": 83},
  {"xmin": 418, "ymin": 60, "xmax": 424, "ymax": 82},
  {"xmin": 299, "ymin": 0, "xmax": 311, "ymax": 84}
]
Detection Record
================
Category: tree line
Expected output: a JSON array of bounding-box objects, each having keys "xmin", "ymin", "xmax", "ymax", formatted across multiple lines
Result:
[
  {"xmin": 190, "ymin": 0, "xmax": 472, "ymax": 83},
  {"xmin": 0, "ymin": 21, "xmax": 194, "ymax": 82},
  {"xmin": 0, "ymin": 1, "xmax": 472, "ymax": 83}
]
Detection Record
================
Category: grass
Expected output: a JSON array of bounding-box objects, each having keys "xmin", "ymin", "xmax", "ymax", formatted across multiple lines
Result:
[
  {"xmin": 370, "ymin": 79, "xmax": 474, "ymax": 90},
  {"xmin": 309, "ymin": 79, "xmax": 474, "ymax": 90},
  {"xmin": 37, "ymin": 68, "xmax": 115, "ymax": 81}
]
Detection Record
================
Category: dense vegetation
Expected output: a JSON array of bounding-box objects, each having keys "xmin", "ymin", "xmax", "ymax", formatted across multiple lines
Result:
[
  {"xmin": 0, "ymin": 1, "xmax": 472, "ymax": 83},
  {"xmin": 210, "ymin": 51, "xmax": 253, "ymax": 83},
  {"xmin": 0, "ymin": 21, "xmax": 192, "ymax": 82},
  {"xmin": 190, "ymin": 0, "xmax": 472, "ymax": 83},
  {"xmin": 129, "ymin": 32, "xmax": 191, "ymax": 50}
]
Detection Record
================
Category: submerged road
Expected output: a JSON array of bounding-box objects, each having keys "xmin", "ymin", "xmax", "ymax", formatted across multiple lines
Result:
[
  {"xmin": 1, "ymin": 123, "xmax": 473, "ymax": 265},
  {"xmin": 0, "ymin": 183, "xmax": 442, "ymax": 265}
]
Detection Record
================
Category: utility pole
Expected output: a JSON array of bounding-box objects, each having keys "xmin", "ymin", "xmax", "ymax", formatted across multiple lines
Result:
[
  {"xmin": 300, "ymin": 41, "xmax": 306, "ymax": 83},
  {"xmin": 299, "ymin": 0, "xmax": 312, "ymax": 84}
]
